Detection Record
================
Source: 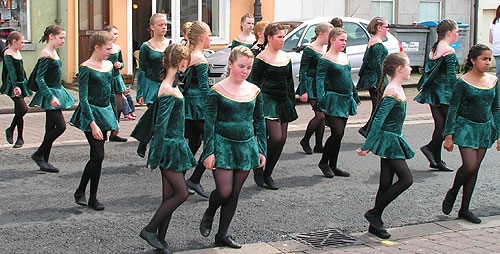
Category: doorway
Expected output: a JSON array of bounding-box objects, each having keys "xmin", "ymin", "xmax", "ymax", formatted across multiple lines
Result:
[{"xmin": 78, "ymin": 0, "xmax": 110, "ymax": 65}]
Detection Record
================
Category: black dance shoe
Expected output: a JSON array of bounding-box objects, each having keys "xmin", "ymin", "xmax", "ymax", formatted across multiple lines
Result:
[
  {"xmin": 139, "ymin": 228, "xmax": 165, "ymax": 249},
  {"xmin": 137, "ymin": 142, "xmax": 147, "ymax": 158},
  {"xmin": 188, "ymin": 188, "xmax": 195, "ymax": 195},
  {"xmin": 442, "ymin": 189, "xmax": 457, "ymax": 215},
  {"xmin": 430, "ymin": 161, "xmax": 453, "ymax": 172},
  {"xmin": 420, "ymin": 145, "xmax": 437, "ymax": 166},
  {"xmin": 332, "ymin": 168, "xmax": 350, "ymax": 177},
  {"xmin": 368, "ymin": 225, "xmax": 391, "ymax": 239},
  {"xmin": 13, "ymin": 139, "xmax": 24, "ymax": 148},
  {"xmin": 318, "ymin": 163, "xmax": 334, "ymax": 178},
  {"xmin": 264, "ymin": 175, "xmax": 279, "ymax": 190},
  {"xmin": 46, "ymin": 162, "xmax": 60, "ymax": 173},
  {"xmin": 109, "ymin": 134, "xmax": 128, "ymax": 142},
  {"xmin": 358, "ymin": 127, "xmax": 368, "ymax": 138},
  {"xmin": 215, "ymin": 235, "xmax": 242, "ymax": 249},
  {"xmin": 313, "ymin": 145, "xmax": 324, "ymax": 153},
  {"xmin": 300, "ymin": 139, "xmax": 313, "ymax": 154},
  {"xmin": 253, "ymin": 167, "xmax": 265, "ymax": 187},
  {"xmin": 88, "ymin": 199, "xmax": 105, "ymax": 210},
  {"xmin": 186, "ymin": 180, "xmax": 210, "ymax": 198},
  {"xmin": 74, "ymin": 191, "xmax": 87, "ymax": 206},
  {"xmin": 200, "ymin": 211, "xmax": 214, "ymax": 237},
  {"xmin": 5, "ymin": 128, "xmax": 13, "ymax": 144},
  {"xmin": 157, "ymin": 247, "xmax": 173, "ymax": 254},
  {"xmin": 458, "ymin": 209, "xmax": 481, "ymax": 224},
  {"xmin": 364, "ymin": 210, "xmax": 384, "ymax": 229},
  {"xmin": 32, "ymin": 153, "xmax": 52, "ymax": 172}
]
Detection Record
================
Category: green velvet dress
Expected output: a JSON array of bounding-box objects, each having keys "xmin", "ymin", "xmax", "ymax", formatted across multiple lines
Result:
[
  {"xmin": 414, "ymin": 52, "xmax": 459, "ymax": 106},
  {"xmin": 315, "ymin": 57, "xmax": 360, "ymax": 118},
  {"xmin": 70, "ymin": 65, "xmax": 119, "ymax": 132},
  {"xmin": 251, "ymin": 44, "xmax": 264, "ymax": 56},
  {"xmin": 107, "ymin": 50, "xmax": 127, "ymax": 94},
  {"xmin": 231, "ymin": 39, "xmax": 253, "ymax": 50},
  {"xmin": 1, "ymin": 54, "xmax": 32, "ymax": 97},
  {"xmin": 181, "ymin": 62, "xmax": 210, "ymax": 120},
  {"xmin": 362, "ymin": 95, "xmax": 415, "ymax": 159},
  {"xmin": 200, "ymin": 87, "xmax": 266, "ymax": 170},
  {"xmin": 356, "ymin": 42, "xmax": 388, "ymax": 89},
  {"xmin": 296, "ymin": 46, "xmax": 323, "ymax": 99},
  {"xmin": 28, "ymin": 57, "xmax": 76, "ymax": 110},
  {"xmin": 131, "ymin": 92, "xmax": 197, "ymax": 171},
  {"xmin": 136, "ymin": 42, "xmax": 163, "ymax": 104},
  {"xmin": 443, "ymin": 78, "xmax": 500, "ymax": 149},
  {"xmin": 249, "ymin": 57, "xmax": 298, "ymax": 123}
]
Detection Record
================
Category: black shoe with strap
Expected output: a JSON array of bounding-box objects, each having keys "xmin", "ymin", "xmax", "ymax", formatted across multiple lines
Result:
[
  {"xmin": 368, "ymin": 224, "xmax": 391, "ymax": 239},
  {"xmin": 333, "ymin": 168, "xmax": 350, "ymax": 177},
  {"xmin": 5, "ymin": 128, "xmax": 13, "ymax": 144},
  {"xmin": 186, "ymin": 180, "xmax": 210, "ymax": 198},
  {"xmin": 253, "ymin": 167, "xmax": 265, "ymax": 187},
  {"xmin": 458, "ymin": 209, "xmax": 481, "ymax": 224},
  {"xmin": 139, "ymin": 228, "xmax": 165, "ymax": 249},
  {"xmin": 431, "ymin": 160, "xmax": 453, "ymax": 172},
  {"xmin": 420, "ymin": 145, "xmax": 437, "ymax": 166},
  {"xmin": 200, "ymin": 211, "xmax": 214, "ymax": 237},
  {"xmin": 318, "ymin": 163, "xmax": 334, "ymax": 178},
  {"xmin": 300, "ymin": 139, "xmax": 313, "ymax": 154},
  {"xmin": 13, "ymin": 139, "xmax": 24, "ymax": 148},
  {"xmin": 88, "ymin": 199, "xmax": 105, "ymax": 210},
  {"xmin": 109, "ymin": 134, "xmax": 128, "ymax": 142},
  {"xmin": 74, "ymin": 191, "xmax": 87, "ymax": 206},
  {"xmin": 137, "ymin": 142, "xmax": 147, "ymax": 157},
  {"xmin": 264, "ymin": 175, "xmax": 279, "ymax": 190},
  {"xmin": 215, "ymin": 235, "xmax": 242, "ymax": 249},
  {"xmin": 442, "ymin": 189, "xmax": 457, "ymax": 215}
]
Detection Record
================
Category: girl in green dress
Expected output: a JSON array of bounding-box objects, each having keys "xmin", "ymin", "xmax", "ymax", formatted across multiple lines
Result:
[
  {"xmin": 132, "ymin": 44, "xmax": 195, "ymax": 253},
  {"xmin": 357, "ymin": 17, "xmax": 389, "ymax": 138},
  {"xmin": 2, "ymin": 31, "xmax": 31, "ymax": 148},
  {"xmin": 199, "ymin": 46, "xmax": 266, "ymax": 249},
  {"xmin": 230, "ymin": 13, "xmax": 255, "ymax": 50},
  {"xmin": 441, "ymin": 44, "xmax": 500, "ymax": 224},
  {"xmin": 316, "ymin": 28, "xmax": 360, "ymax": 178},
  {"xmin": 357, "ymin": 52, "xmax": 414, "ymax": 239},
  {"xmin": 183, "ymin": 21, "xmax": 212, "ymax": 198},
  {"xmin": 250, "ymin": 20, "xmax": 269, "ymax": 56},
  {"xmin": 29, "ymin": 25, "xmax": 76, "ymax": 173},
  {"xmin": 415, "ymin": 20, "xmax": 459, "ymax": 172},
  {"xmin": 249, "ymin": 23, "xmax": 298, "ymax": 190},
  {"xmin": 70, "ymin": 31, "xmax": 119, "ymax": 211},
  {"xmin": 298, "ymin": 22, "xmax": 333, "ymax": 155},
  {"xmin": 136, "ymin": 13, "xmax": 170, "ymax": 157}
]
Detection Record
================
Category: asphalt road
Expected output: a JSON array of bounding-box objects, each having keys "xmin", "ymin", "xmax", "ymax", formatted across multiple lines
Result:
[{"xmin": 1, "ymin": 122, "xmax": 500, "ymax": 253}]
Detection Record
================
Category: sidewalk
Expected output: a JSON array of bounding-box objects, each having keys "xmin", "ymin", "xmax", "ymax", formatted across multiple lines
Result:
[{"xmin": 179, "ymin": 215, "xmax": 500, "ymax": 253}]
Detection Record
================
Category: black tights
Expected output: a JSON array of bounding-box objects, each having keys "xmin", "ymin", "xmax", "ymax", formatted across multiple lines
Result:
[
  {"xmin": 76, "ymin": 132, "xmax": 107, "ymax": 201},
  {"xmin": 7, "ymin": 97, "xmax": 28, "ymax": 140},
  {"xmin": 265, "ymin": 120, "xmax": 288, "ymax": 177},
  {"xmin": 302, "ymin": 99, "xmax": 325, "ymax": 147},
  {"xmin": 36, "ymin": 110, "xmax": 66, "ymax": 162},
  {"xmin": 320, "ymin": 116, "xmax": 347, "ymax": 169},
  {"xmin": 186, "ymin": 120, "xmax": 206, "ymax": 184},
  {"xmin": 448, "ymin": 147, "xmax": 486, "ymax": 211},
  {"xmin": 372, "ymin": 158, "xmax": 413, "ymax": 217},
  {"xmin": 427, "ymin": 105, "xmax": 449, "ymax": 162},
  {"xmin": 205, "ymin": 169, "xmax": 249, "ymax": 237},
  {"xmin": 362, "ymin": 87, "xmax": 380, "ymax": 130},
  {"xmin": 144, "ymin": 169, "xmax": 189, "ymax": 241}
]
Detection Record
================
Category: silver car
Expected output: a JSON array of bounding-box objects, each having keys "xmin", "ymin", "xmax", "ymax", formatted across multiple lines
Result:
[{"xmin": 207, "ymin": 17, "xmax": 402, "ymax": 90}]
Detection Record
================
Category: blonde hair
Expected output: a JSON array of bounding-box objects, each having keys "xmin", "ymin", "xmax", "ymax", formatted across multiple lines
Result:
[
  {"xmin": 181, "ymin": 22, "xmax": 192, "ymax": 35},
  {"xmin": 185, "ymin": 21, "xmax": 210, "ymax": 50},
  {"xmin": 89, "ymin": 31, "xmax": 114, "ymax": 53},
  {"xmin": 326, "ymin": 27, "xmax": 347, "ymax": 51},
  {"xmin": 366, "ymin": 17, "xmax": 387, "ymax": 35},
  {"xmin": 254, "ymin": 21, "xmax": 270, "ymax": 41},
  {"xmin": 240, "ymin": 13, "xmax": 254, "ymax": 31},
  {"xmin": 149, "ymin": 13, "xmax": 167, "ymax": 37},
  {"xmin": 312, "ymin": 22, "xmax": 333, "ymax": 42},
  {"xmin": 379, "ymin": 52, "xmax": 408, "ymax": 91},
  {"xmin": 226, "ymin": 46, "xmax": 254, "ymax": 77}
]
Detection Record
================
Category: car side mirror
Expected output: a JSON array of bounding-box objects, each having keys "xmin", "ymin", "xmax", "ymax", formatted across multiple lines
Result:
[{"xmin": 293, "ymin": 44, "xmax": 308, "ymax": 52}]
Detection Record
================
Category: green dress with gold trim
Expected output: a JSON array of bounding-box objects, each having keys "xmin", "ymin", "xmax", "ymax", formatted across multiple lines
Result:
[
  {"xmin": 200, "ymin": 87, "xmax": 266, "ymax": 170},
  {"xmin": 296, "ymin": 46, "xmax": 323, "ymax": 99},
  {"xmin": 249, "ymin": 57, "xmax": 298, "ymax": 123},
  {"xmin": 70, "ymin": 65, "xmax": 119, "ymax": 132},
  {"xmin": 107, "ymin": 49, "xmax": 127, "ymax": 94},
  {"xmin": 251, "ymin": 44, "xmax": 265, "ymax": 56},
  {"xmin": 356, "ymin": 42, "xmax": 388, "ymax": 89},
  {"xmin": 28, "ymin": 57, "xmax": 76, "ymax": 110},
  {"xmin": 131, "ymin": 92, "xmax": 197, "ymax": 171},
  {"xmin": 315, "ymin": 56, "xmax": 360, "ymax": 117},
  {"xmin": 231, "ymin": 39, "xmax": 253, "ymax": 50},
  {"xmin": 362, "ymin": 95, "xmax": 415, "ymax": 159},
  {"xmin": 414, "ymin": 52, "xmax": 459, "ymax": 106},
  {"xmin": 181, "ymin": 62, "xmax": 210, "ymax": 120},
  {"xmin": 136, "ymin": 42, "xmax": 163, "ymax": 104},
  {"xmin": 443, "ymin": 77, "xmax": 500, "ymax": 149},
  {"xmin": 1, "ymin": 54, "xmax": 32, "ymax": 97}
]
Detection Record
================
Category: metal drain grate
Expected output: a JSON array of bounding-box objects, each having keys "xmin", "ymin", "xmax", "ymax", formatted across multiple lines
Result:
[{"xmin": 290, "ymin": 228, "xmax": 358, "ymax": 248}]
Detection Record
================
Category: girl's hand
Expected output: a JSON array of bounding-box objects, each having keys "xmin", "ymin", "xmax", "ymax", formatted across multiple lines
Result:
[
  {"xmin": 114, "ymin": 62, "xmax": 122, "ymax": 69},
  {"xmin": 123, "ymin": 88, "xmax": 131, "ymax": 94},
  {"xmin": 121, "ymin": 94, "xmax": 127, "ymax": 100},
  {"xmin": 203, "ymin": 154, "xmax": 215, "ymax": 169},
  {"xmin": 356, "ymin": 148, "xmax": 368, "ymax": 156},
  {"xmin": 443, "ymin": 135, "xmax": 454, "ymax": 152},
  {"xmin": 50, "ymin": 97, "xmax": 61, "ymax": 107},
  {"xmin": 137, "ymin": 97, "xmax": 144, "ymax": 105},
  {"xmin": 90, "ymin": 122, "xmax": 104, "ymax": 140},
  {"xmin": 258, "ymin": 153, "xmax": 266, "ymax": 168},
  {"xmin": 299, "ymin": 93, "xmax": 308, "ymax": 103},
  {"xmin": 13, "ymin": 87, "xmax": 21, "ymax": 96},
  {"xmin": 357, "ymin": 102, "xmax": 361, "ymax": 106}
]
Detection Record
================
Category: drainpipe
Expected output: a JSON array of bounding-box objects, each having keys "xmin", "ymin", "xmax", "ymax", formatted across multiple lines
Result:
[
  {"xmin": 254, "ymin": 0, "xmax": 262, "ymax": 22},
  {"xmin": 55, "ymin": 0, "xmax": 62, "ymax": 24},
  {"xmin": 473, "ymin": 0, "xmax": 478, "ymax": 44}
]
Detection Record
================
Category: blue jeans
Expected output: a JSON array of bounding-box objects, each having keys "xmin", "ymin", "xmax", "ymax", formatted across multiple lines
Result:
[
  {"xmin": 496, "ymin": 56, "xmax": 500, "ymax": 95},
  {"xmin": 122, "ymin": 94, "xmax": 135, "ymax": 115}
]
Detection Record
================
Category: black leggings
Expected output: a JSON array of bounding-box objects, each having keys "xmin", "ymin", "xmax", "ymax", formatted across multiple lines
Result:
[
  {"xmin": 427, "ymin": 105, "xmax": 449, "ymax": 162},
  {"xmin": 36, "ymin": 110, "xmax": 66, "ymax": 161},
  {"xmin": 7, "ymin": 97, "xmax": 28, "ymax": 140},
  {"xmin": 76, "ymin": 131, "xmax": 107, "ymax": 201},
  {"xmin": 265, "ymin": 120, "xmax": 288, "ymax": 176},
  {"xmin": 302, "ymin": 99, "xmax": 325, "ymax": 147},
  {"xmin": 144, "ymin": 169, "xmax": 189, "ymax": 241},
  {"xmin": 319, "ymin": 116, "xmax": 347, "ymax": 169},
  {"xmin": 372, "ymin": 158, "xmax": 413, "ymax": 217},
  {"xmin": 205, "ymin": 169, "xmax": 249, "ymax": 237},
  {"xmin": 362, "ymin": 87, "xmax": 380, "ymax": 129},
  {"xmin": 448, "ymin": 147, "xmax": 486, "ymax": 211},
  {"xmin": 186, "ymin": 120, "xmax": 206, "ymax": 184}
]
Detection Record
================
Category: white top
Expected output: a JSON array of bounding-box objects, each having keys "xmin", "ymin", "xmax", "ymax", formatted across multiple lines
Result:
[{"xmin": 490, "ymin": 20, "xmax": 500, "ymax": 56}]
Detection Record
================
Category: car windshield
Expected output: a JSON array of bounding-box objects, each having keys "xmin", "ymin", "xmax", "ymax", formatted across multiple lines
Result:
[{"xmin": 276, "ymin": 21, "xmax": 303, "ymax": 35}]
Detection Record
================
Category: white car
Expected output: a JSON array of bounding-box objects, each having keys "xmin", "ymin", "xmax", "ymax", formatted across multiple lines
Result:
[{"xmin": 207, "ymin": 17, "xmax": 402, "ymax": 90}]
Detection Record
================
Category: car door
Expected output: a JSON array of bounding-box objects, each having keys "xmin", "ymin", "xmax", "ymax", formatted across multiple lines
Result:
[{"xmin": 343, "ymin": 21, "xmax": 370, "ymax": 85}]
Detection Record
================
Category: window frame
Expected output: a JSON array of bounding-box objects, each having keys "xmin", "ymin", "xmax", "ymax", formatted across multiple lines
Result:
[
  {"xmin": 0, "ymin": 0, "xmax": 31, "ymax": 42},
  {"xmin": 418, "ymin": 0, "xmax": 441, "ymax": 23},
  {"xmin": 370, "ymin": 0, "xmax": 394, "ymax": 24}
]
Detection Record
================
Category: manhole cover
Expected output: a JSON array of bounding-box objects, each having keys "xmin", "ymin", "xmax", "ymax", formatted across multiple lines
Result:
[{"xmin": 290, "ymin": 228, "xmax": 358, "ymax": 248}]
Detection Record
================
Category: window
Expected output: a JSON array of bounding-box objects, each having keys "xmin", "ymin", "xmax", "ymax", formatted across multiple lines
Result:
[
  {"xmin": 302, "ymin": 24, "xmax": 317, "ymax": 45},
  {"xmin": 156, "ymin": 0, "xmax": 172, "ymax": 37},
  {"xmin": 0, "ymin": 0, "xmax": 30, "ymax": 41},
  {"xmin": 419, "ymin": 0, "xmax": 441, "ymax": 22},
  {"xmin": 282, "ymin": 26, "xmax": 305, "ymax": 52},
  {"xmin": 371, "ymin": 0, "xmax": 393, "ymax": 24},
  {"xmin": 344, "ymin": 22, "xmax": 369, "ymax": 47}
]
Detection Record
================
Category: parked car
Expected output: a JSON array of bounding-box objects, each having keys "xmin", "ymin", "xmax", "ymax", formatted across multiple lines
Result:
[{"xmin": 207, "ymin": 17, "xmax": 402, "ymax": 90}]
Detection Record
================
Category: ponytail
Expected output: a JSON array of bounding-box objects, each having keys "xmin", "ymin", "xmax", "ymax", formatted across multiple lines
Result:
[
  {"xmin": 40, "ymin": 25, "xmax": 64, "ymax": 43},
  {"xmin": 430, "ymin": 19, "xmax": 457, "ymax": 56}
]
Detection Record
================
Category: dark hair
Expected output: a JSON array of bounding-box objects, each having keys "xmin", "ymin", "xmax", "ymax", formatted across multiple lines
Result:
[
  {"xmin": 263, "ymin": 22, "xmax": 285, "ymax": 48},
  {"xmin": 161, "ymin": 43, "xmax": 190, "ymax": 86},
  {"xmin": 102, "ymin": 25, "xmax": 118, "ymax": 32},
  {"xmin": 40, "ymin": 25, "xmax": 65, "ymax": 43},
  {"xmin": 89, "ymin": 31, "xmax": 114, "ymax": 53},
  {"xmin": 366, "ymin": 17, "xmax": 386, "ymax": 35},
  {"xmin": 379, "ymin": 52, "xmax": 408, "ymax": 93},
  {"xmin": 6, "ymin": 31, "xmax": 23, "ymax": 45},
  {"xmin": 330, "ymin": 17, "xmax": 343, "ymax": 28},
  {"xmin": 464, "ymin": 44, "xmax": 491, "ymax": 73},
  {"xmin": 494, "ymin": 5, "xmax": 500, "ymax": 24},
  {"xmin": 430, "ymin": 19, "xmax": 457, "ymax": 56},
  {"xmin": 326, "ymin": 27, "xmax": 347, "ymax": 51}
]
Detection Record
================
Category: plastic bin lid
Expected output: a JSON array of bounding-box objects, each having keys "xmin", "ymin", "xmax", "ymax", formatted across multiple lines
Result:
[{"xmin": 419, "ymin": 20, "xmax": 469, "ymax": 28}]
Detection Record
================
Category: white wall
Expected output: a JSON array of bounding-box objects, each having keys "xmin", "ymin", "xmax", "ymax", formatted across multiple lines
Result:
[{"xmin": 274, "ymin": 0, "xmax": 345, "ymax": 21}]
